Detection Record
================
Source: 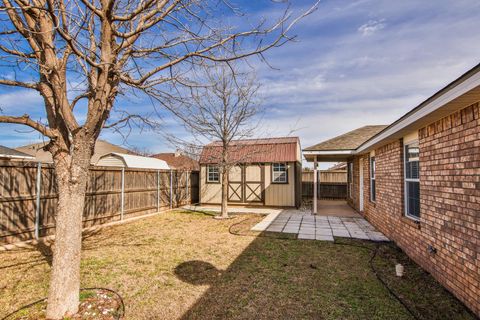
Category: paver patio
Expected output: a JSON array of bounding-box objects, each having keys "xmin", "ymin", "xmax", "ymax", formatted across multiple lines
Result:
[{"xmin": 252, "ymin": 211, "xmax": 389, "ymax": 242}]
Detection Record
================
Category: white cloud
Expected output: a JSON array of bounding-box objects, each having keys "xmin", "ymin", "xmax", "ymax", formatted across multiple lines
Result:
[
  {"xmin": 358, "ymin": 19, "xmax": 386, "ymax": 36},
  {"xmin": 2, "ymin": 0, "xmax": 480, "ymax": 156}
]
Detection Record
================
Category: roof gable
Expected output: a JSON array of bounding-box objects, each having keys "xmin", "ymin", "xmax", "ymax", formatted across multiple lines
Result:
[
  {"xmin": 152, "ymin": 153, "xmax": 199, "ymax": 170},
  {"xmin": 304, "ymin": 126, "xmax": 388, "ymax": 151},
  {"xmin": 16, "ymin": 140, "xmax": 135, "ymax": 163},
  {"xmin": 0, "ymin": 145, "xmax": 34, "ymax": 159},
  {"xmin": 98, "ymin": 153, "xmax": 170, "ymax": 169},
  {"xmin": 199, "ymin": 137, "xmax": 300, "ymax": 164}
]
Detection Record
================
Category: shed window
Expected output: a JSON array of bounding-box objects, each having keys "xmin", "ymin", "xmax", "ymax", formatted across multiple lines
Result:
[
  {"xmin": 272, "ymin": 163, "xmax": 288, "ymax": 183},
  {"xmin": 370, "ymin": 157, "xmax": 376, "ymax": 202},
  {"xmin": 404, "ymin": 142, "xmax": 420, "ymax": 220},
  {"xmin": 207, "ymin": 165, "xmax": 219, "ymax": 183}
]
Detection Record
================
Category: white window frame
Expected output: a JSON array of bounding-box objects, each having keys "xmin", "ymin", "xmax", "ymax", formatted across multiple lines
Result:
[
  {"xmin": 272, "ymin": 163, "xmax": 288, "ymax": 184},
  {"xmin": 348, "ymin": 162, "xmax": 353, "ymax": 198},
  {"xmin": 404, "ymin": 141, "xmax": 420, "ymax": 220},
  {"xmin": 370, "ymin": 156, "xmax": 376, "ymax": 202},
  {"xmin": 206, "ymin": 165, "xmax": 220, "ymax": 183}
]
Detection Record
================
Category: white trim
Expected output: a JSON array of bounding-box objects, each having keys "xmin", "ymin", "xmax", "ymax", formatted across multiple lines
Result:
[
  {"xmin": 359, "ymin": 158, "xmax": 364, "ymax": 212},
  {"xmin": 303, "ymin": 150, "xmax": 354, "ymax": 155},
  {"xmin": 404, "ymin": 141, "xmax": 420, "ymax": 221},
  {"xmin": 206, "ymin": 165, "xmax": 220, "ymax": 183},
  {"xmin": 370, "ymin": 156, "xmax": 376, "ymax": 203},
  {"xmin": 358, "ymin": 71, "xmax": 480, "ymax": 153}
]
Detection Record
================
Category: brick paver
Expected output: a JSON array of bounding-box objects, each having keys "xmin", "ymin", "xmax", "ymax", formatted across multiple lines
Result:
[{"xmin": 257, "ymin": 211, "xmax": 389, "ymax": 242}]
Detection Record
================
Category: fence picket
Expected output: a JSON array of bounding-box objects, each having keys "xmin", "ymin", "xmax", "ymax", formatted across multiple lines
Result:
[{"xmin": 0, "ymin": 160, "xmax": 199, "ymax": 244}]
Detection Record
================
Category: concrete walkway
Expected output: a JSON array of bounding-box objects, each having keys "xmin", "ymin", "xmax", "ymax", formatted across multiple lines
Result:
[
  {"xmin": 182, "ymin": 204, "xmax": 286, "ymax": 215},
  {"xmin": 315, "ymin": 199, "xmax": 362, "ymax": 217}
]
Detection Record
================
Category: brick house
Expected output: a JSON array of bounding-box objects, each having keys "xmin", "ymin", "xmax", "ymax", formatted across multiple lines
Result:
[{"xmin": 303, "ymin": 65, "xmax": 480, "ymax": 316}]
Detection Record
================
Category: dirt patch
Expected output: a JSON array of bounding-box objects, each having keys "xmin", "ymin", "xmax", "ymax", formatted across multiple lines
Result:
[{"xmin": 3, "ymin": 288, "xmax": 124, "ymax": 320}]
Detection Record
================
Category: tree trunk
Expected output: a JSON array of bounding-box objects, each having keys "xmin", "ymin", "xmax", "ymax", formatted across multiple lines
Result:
[
  {"xmin": 220, "ymin": 167, "xmax": 229, "ymax": 218},
  {"xmin": 46, "ymin": 139, "xmax": 93, "ymax": 319}
]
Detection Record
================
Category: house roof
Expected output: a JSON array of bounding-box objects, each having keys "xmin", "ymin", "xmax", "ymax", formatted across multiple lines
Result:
[
  {"xmin": 304, "ymin": 126, "xmax": 388, "ymax": 151},
  {"xmin": 304, "ymin": 63, "xmax": 480, "ymax": 162},
  {"xmin": 98, "ymin": 153, "xmax": 170, "ymax": 170},
  {"xmin": 0, "ymin": 145, "xmax": 34, "ymax": 159},
  {"xmin": 152, "ymin": 153, "xmax": 199, "ymax": 171},
  {"xmin": 199, "ymin": 137, "xmax": 300, "ymax": 164},
  {"xmin": 16, "ymin": 140, "xmax": 135, "ymax": 163},
  {"xmin": 327, "ymin": 162, "xmax": 347, "ymax": 171}
]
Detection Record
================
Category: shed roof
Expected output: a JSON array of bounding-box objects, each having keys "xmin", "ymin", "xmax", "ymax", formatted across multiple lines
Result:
[
  {"xmin": 153, "ymin": 152, "xmax": 199, "ymax": 170},
  {"xmin": 98, "ymin": 153, "xmax": 170, "ymax": 170},
  {"xmin": 0, "ymin": 145, "xmax": 34, "ymax": 159},
  {"xmin": 304, "ymin": 126, "xmax": 388, "ymax": 152},
  {"xmin": 199, "ymin": 137, "xmax": 300, "ymax": 164}
]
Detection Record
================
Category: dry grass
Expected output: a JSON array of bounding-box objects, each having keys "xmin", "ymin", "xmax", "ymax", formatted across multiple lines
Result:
[{"xmin": 0, "ymin": 210, "xmax": 475, "ymax": 320}]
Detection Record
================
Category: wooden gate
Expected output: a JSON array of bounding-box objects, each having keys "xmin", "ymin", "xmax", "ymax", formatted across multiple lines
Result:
[{"xmin": 228, "ymin": 164, "xmax": 264, "ymax": 204}]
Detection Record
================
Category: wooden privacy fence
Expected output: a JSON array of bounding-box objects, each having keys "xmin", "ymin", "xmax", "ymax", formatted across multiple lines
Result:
[
  {"xmin": 0, "ymin": 160, "xmax": 199, "ymax": 244},
  {"xmin": 302, "ymin": 170, "xmax": 347, "ymax": 199}
]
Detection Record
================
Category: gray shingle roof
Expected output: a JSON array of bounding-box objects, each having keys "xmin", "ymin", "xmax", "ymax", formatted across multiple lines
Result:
[{"xmin": 304, "ymin": 125, "xmax": 388, "ymax": 151}]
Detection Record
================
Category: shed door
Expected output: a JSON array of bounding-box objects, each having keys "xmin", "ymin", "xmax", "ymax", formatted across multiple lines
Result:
[
  {"xmin": 228, "ymin": 165, "xmax": 243, "ymax": 202},
  {"xmin": 227, "ymin": 164, "xmax": 264, "ymax": 204},
  {"xmin": 244, "ymin": 164, "xmax": 264, "ymax": 203}
]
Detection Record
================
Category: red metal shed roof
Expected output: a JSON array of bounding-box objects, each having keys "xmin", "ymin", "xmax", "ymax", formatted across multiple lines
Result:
[{"xmin": 199, "ymin": 137, "xmax": 300, "ymax": 164}]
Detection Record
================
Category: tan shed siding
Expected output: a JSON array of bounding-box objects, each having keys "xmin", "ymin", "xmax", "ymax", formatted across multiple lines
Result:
[
  {"xmin": 96, "ymin": 155, "xmax": 125, "ymax": 167},
  {"xmin": 264, "ymin": 163, "xmax": 295, "ymax": 207},
  {"xmin": 200, "ymin": 162, "xmax": 297, "ymax": 207},
  {"xmin": 200, "ymin": 165, "xmax": 222, "ymax": 204},
  {"xmin": 245, "ymin": 165, "xmax": 261, "ymax": 181},
  {"xmin": 229, "ymin": 165, "xmax": 242, "ymax": 181}
]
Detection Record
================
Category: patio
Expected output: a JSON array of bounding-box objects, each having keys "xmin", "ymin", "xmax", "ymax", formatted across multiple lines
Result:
[{"xmin": 248, "ymin": 200, "xmax": 388, "ymax": 242}]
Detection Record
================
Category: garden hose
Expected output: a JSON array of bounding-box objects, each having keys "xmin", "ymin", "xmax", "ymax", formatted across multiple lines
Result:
[{"xmin": 228, "ymin": 216, "xmax": 420, "ymax": 320}]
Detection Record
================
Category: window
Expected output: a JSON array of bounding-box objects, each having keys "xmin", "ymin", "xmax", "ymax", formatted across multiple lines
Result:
[
  {"xmin": 272, "ymin": 163, "xmax": 288, "ymax": 183},
  {"xmin": 207, "ymin": 165, "xmax": 219, "ymax": 183},
  {"xmin": 404, "ymin": 142, "xmax": 420, "ymax": 219},
  {"xmin": 370, "ymin": 157, "xmax": 376, "ymax": 202},
  {"xmin": 348, "ymin": 162, "xmax": 353, "ymax": 198}
]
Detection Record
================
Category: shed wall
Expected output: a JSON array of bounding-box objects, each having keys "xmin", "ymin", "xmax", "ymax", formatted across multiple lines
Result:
[
  {"xmin": 200, "ymin": 162, "xmax": 298, "ymax": 207},
  {"xmin": 96, "ymin": 155, "xmax": 125, "ymax": 167}
]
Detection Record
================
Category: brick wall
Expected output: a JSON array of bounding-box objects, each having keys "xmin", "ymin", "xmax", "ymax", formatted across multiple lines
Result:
[
  {"xmin": 352, "ymin": 103, "xmax": 480, "ymax": 316},
  {"xmin": 347, "ymin": 157, "xmax": 360, "ymax": 210}
]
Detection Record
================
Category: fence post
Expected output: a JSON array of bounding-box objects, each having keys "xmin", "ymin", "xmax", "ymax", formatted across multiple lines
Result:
[
  {"xmin": 157, "ymin": 170, "xmax": 160, "ymax": 212},
  {"xmin": 121, "ymin": 167, "xmax": 125, "ymax": 220},
  {"xmin": 169, "ymin": 170, "xmax": 173, "ymax": 209},
  {"xmin": 34, "ymin": 162, "xmax": 42, "ymax": 240},
  {"xmin": 186, "ymin": 171, "xmax": 189, "ymax": 205}
]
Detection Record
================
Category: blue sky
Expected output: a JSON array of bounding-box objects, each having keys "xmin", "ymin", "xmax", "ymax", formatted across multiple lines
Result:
[{"xmin": 1, "ymin": 0, "xmax": 480, "ymax": 167}]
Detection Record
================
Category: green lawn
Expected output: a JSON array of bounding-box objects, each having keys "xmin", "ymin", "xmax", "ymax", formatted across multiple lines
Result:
[{"xmin": 0, "ymin": 210, "xmax": 475, "ymax": 319}]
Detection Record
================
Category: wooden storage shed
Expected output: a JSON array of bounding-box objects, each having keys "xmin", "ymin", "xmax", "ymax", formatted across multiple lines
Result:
[{"xmin": 199, "ymin": 137, "xmax": 302, "ymax": 208}]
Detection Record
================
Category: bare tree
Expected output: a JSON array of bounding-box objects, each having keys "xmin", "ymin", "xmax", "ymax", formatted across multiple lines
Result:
[
  {"xmin": 164, "ymin": 64, "xmax": 262, "ymax": 218},
  {"xmin": 0, "ymin": 0, "xmax": 317, "ymax": 318}
]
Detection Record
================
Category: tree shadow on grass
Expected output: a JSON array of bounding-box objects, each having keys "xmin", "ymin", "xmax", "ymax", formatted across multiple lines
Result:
[{"xmin": 174, "ymin": 231, "xmax": 477, "ymax": 320}]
